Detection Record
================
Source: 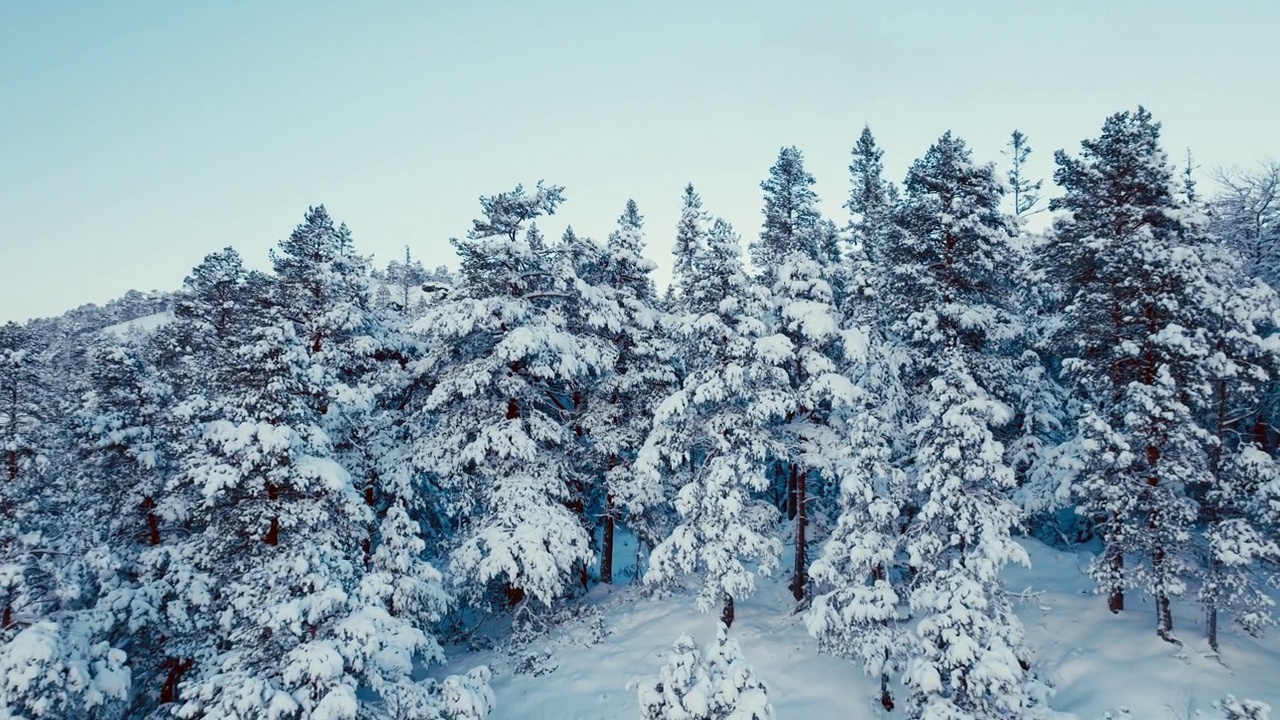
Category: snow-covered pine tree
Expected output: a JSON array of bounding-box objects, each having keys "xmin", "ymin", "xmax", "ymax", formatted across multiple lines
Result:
[
  {"xmin": 638, "ymin": 216, "xmax": 785, "ymax": 627},
  {"xmin": 1004, "ymin": 130, "xmax": 1044, "ymax": 219},
  {"xmin": 163, "ymin": 313, "xmax": 364, "ymax": 717},
  {"xmin": 883, "ymin": 132, "xmax": 1043, "ymax": 718},
  {"xmin": 77, "ymin": 331, "xmax": 172, "ymax": 552},
  {"xmin": 142, "ymin": 212, "xmax": 485, "ymax": 719},
  {"xmin": 412, "ymin": 183, "xmax": 610, "ymax": 609},
  {"xmin": 751, "ymin": 146, "xmax": 853, "ymax": 603},
  {"xmin": 806, "ymin": 330, "xmax": 910, "ymax": 712},
  {"xmin": 70, "ymin": 329, "xmax": 184, "ymax": 711},
  {"xmin": 666, "ymin": 184, "xmax": 712, "ymax": 316},
  {"xmin": 1196, "ymin": 239, "xmax": 1280, "ymax": 653},
  {"xmin": 0, "ymin": 323, "xmax": 133, "ymax": 720},
  {"xmin": 753, "ymin": 147, "xmax": 822, "ymax": 286},
  {"xmin": 268, "ymin": 206, "xmax": 420, "ymax": 584},
  {"xmin": 0, "ymin": 322, "xmax": 49, "ymax": 490},
  {"xmin": 124, "ymin": 247, "xmax": 271, "ymax": 710},
  {"xmin": 269, "ymin": 205, "xmax": 381, "ymax": 448},
  {"xmin": 385, "ymin": 245, "xmax": 430, "ymax": 313},
  {"xmin": 844, "ymin": 126, "xmax": 898, "ymax": 326},
  {"xmin": 635, "ymin": 622, "xmax": 773, "ymax": 720},
  {"xmin": 635, "ymin": 631, "xmax": 713, "ymax": 720},
  {"xmin": 570, "ymin": 201, "xmax": 675, "ymax": 584},
  {"xmin": 1043, "ymin": 108, "xmax": 1211, "ymax": 640},
  {"xmin": 0, "ymin": 321, "xmax": 59, "ymax": 642}
]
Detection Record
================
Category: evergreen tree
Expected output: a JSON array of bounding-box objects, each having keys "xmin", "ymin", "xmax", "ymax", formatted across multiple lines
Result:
[
  {"xmin": 412, "ymin": 182, "xmax": 609, "ymax": 607},
  {"xmin": 887, "ymin": 132, "xmax": 1042, "ymax": 717},
  {"xmin": 751, "ymin": 146, "xmax": 852, "ymax": 602},
  {"xmin": 0, "ymin": 322, "xmax": 56, "ymax": 642},
  {"xmin": 843, "ymin": 127, "xmax": 900, "ymax": 329},
  {"xmin": 576, "ymin": 201, "xmax": 675, "ymax": 583},
  {"xmin": 666, "ymin": 184, "xmax": 711, "ymax": 314},
  {"xmin": 142, "ymin": 212, "xmax": 486, "ymax": 718},
  {"xmin": 639, "ymin": 217, "xmax": 784, "ymax": 627},
  {"xmin": 1043, "ymin": 107, "xmax": 1210, "ymax": 641},
  {"xmin": 635, "ymin": 623, "xmax": 773, "ymax": 720},
  {"xmin": 807, "ymin": 332, "xmax": 910, "ymax": 712},
  {"xmin": 1004, "ymin": 130, "xmax": 1044, "ymax": 218},
  {"xmin": 753, "ymin": 147, "xmax": 822, "ymax": 285},
  {"xmin": 1197, "ymin": 244, "xmax": 1280, "ymax": 653}
]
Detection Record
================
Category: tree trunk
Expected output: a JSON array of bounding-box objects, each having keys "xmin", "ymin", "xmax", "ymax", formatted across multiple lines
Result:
[
  {"xmin": 264, "ymin": 482, "xmax": 281, "ymax": 545},
  {"xmin": 880, "ymin": 670, "xmax": 894, "ymax": 712},
  {"xmin": 1154, "ymin": 540, "xmax": 1178, "ymax": 644},
  {"xmin": 786, "ymin": 464, "xmax": 797, "ymax": 521},
  {"xmin": 720, "ymin": 594, "xmax": 735, "ymax": 629},
  {"xmin": 1206, "ymin": 558, "xmax": 1221, "ymax": 654},
  {"xmin": 1206, "ymin": 378, "xmax": 1227, "ymax": 653},
  {"xmin": 143, "ymin": 496, "xmax": 161, "ymax": 546},
  {"xmin": 161, "ymin": 658, "xmax": 194, "ymax": 705},
  {"xmin": 1106, "ymin": 532, "xmax": 1124, "ymax": 614},
  {"xmin": 601, "ymin": 492, "xmax": 615, "ymax": 585},
  {"xmin": 792, "ymin": 471, "xmax": 807, "ymax": 602}
]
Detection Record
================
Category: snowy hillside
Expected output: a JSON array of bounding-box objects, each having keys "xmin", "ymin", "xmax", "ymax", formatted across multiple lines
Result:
[{"xmin": 432, "ymin": 538, "xmax": 1278, "ymax": 720}]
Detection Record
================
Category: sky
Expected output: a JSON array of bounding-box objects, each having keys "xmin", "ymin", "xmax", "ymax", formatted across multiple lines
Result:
[{"xmin": 1, "ymin": 0, "xmax": 1277, "ymax": 322}]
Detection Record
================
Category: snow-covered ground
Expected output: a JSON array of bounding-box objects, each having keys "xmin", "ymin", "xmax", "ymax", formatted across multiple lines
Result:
[
  {"xmin": 433, "ymin": 538, "xmax": 1279, "ymax": 720},
  {"xmin": 99, "ymin": 310, "xmax": 172, "ymax": 337}
]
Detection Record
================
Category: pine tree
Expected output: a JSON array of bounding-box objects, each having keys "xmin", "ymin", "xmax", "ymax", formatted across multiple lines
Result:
[
  {"xmin": 1004, "ymin": 130, "xmax": 1044, "ymax": 218},
  {"xmin": 751, "ymin": 147, "xmax": 852, "ymax": 603},
  {"xmin": 413, "ymin": 182, "xmax": 609, "ymax": 608},
  {"xmin": 807, "ymin": 334, "xmax": 910, "ymax": 712},
  {"xmin": 146, "ymin": 212, "xmax": 484, "ymax": 718},
  {"xmin": 575, "ymin": 201, "xmax": 675, "ymax": 583},
  {"xmin": 1043, "ymin": 107, "xmax": 1210, "ymax": 640},
  {"xmin": 886, "ymin": 132, "xmax": 1042, "ymax": 717},
  {"xmin": 1197, "ymin": 243, "xmax": 1280, "ymax": 653},
  {"xmin": 639, "ymin": 217, "xmax": 784, "ymax": 627},
  {"xmin": 753, "ymin": 147, "xmax": 822, "ymax": 285},
  {"xmin": 635, "ymin": 623, "xmax": 773, "ymax": 720},
  {"xmin": 0, "ymin": 322, "xmax": 55, "ymax": 639},
  {"xmin": 845, "ymin": 127, "xmax": 898, "ymax": 323},
  {"xmin": 666, "ymin": 184, "xmax": 711, "ymax": 314}
]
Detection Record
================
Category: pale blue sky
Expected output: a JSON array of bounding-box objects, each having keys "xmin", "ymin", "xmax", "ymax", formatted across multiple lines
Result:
[{"xmin": 2, "ymin": 0, "xmax": 1276, "ymax": 321}]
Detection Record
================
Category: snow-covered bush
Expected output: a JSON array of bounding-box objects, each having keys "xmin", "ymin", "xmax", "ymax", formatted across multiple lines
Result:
[
  {"xmin": 633, "ymin": 622, "xmax": 772, "ymax": 720},
  {"xmin": 0, "ymin": 617, "xmax": 130, "ymax": 720}
]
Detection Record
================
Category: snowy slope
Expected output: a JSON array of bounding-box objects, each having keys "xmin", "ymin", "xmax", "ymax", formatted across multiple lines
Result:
[
  {"xmin": 99, "ymin": 310, "xmax": 173, "ymax": 337},
  {"xmin": 1008, "ymin": 542, "xmax": 1280, "ymax": 720},
  {"xmin": 433, "ymin": 538, "xmax": 1278, "ymax": 720}
]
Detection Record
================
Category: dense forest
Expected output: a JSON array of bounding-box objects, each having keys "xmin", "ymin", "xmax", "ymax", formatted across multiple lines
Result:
[{"xmin": 2, "ymin": 107, "xmax": 1279, "ymax": 719}]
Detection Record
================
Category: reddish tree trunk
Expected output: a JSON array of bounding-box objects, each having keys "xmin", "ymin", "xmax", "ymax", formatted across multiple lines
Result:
[
  {"xmin": 264, "ymin": 483, "xmax": 280, "ymax": 546},
  {"xmin": 161, "ymin": 657, "xmax": 194, "ymax": 705},
  {"xmin": 143, "ymin": 496, "xmax": 161, "ymax": 546}
]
